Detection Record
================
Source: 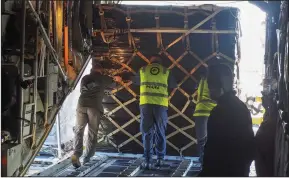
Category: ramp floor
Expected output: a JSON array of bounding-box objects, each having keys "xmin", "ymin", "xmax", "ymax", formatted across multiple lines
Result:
[{"xmin": 31, "ymin": 152, "xmax": 201, "ymax": 177}]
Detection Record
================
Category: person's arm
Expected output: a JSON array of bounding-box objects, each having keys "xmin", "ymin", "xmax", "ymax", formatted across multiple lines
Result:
[
  {"xmin": 241, "ymin": 107, "xmax": 256, "ymax": 161},
  {"xmin": 201, "ymin": 106, "xmax": 224, "ymax": 175},
  {"xmin": 102, "ymin": 75, "xmax": 114, "ymax": 87},
  {"xmin": 168, "ymin": 72, "xmax": 177, "ymax": 89},
  {"xmin": 194, "ymin": 79, "xmax": 202, "ymax": 101},
  {"xmin": 196, "ymin": 79, "xmax": 201, "ymax": 90},
  {"xmin": 79, "ymin": 75, "xmax": 88, "ymax": 94},
  {"xmin": 102, "ymin": 75, "xmax": 123, "ymax": 88},
  {"xmin": 131, "ymin": 70, "xmax": 141, "ymax": 86}
]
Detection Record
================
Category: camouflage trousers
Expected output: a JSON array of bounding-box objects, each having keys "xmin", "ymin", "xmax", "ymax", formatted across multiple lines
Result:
[{"xmin": 73, "ymin": 106, "xmax": 101, "ymax": 160}]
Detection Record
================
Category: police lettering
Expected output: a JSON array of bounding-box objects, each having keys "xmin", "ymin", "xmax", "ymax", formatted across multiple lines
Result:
[{"xmin": 146, "ymin": 85, "xmax": 159, "ymax": 89}]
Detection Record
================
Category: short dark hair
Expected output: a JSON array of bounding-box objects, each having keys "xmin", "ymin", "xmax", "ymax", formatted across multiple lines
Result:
[
  {"xmin": 209, "ymin": 63, "xmax": 233, "ymax": 76},
  {"xmin": 208, "ymin": 63, "xmax": 233, "ymax": 88},
  {"xmin": 198, "ymin": 67, "xmax": 208, "ymax": 77},
  {"xmin": 92, "ymin": 60, "xmax": 103, "ymax": 68},
  {"xmin": 150, "ymin": 54, "xmax": 163, "ymax": 64},
  {"xmin": 90, "ymin": 61, "xmax": 103, "ymax": 73}
]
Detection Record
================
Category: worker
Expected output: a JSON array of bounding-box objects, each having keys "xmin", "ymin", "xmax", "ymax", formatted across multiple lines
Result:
[
  {"xmin": 255, "ymin": 93, "xmax": 276, "ymax": 176},
  {"xmin": 71, "ymin": 62, "xmax": 122, "ymax": 168},
  {"xmin": 132, "ymin": 54, "xmax": 177, "ymax": 170},
  {"xmin": 199, "ymin": 64, "xmax": 255, "ymax": 177},
  {"xmin": 193, "ymin": 67, "xmax": 217, "ymax": 165}
]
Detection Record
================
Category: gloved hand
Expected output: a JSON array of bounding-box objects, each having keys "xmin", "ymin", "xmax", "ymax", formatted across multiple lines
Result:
[
  {"xmin": 20, "ymin": 80, "xmax": 34, "ymax": 89},
  {"xmin": 113, "ymin": 76, "xmax": 122, "ymax": 83}
]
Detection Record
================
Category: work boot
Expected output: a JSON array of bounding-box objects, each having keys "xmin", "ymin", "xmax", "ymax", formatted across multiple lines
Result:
[
  {"xmin": 71, "ymin": 154, "xmax": 81, "ymax": 168},
  {"xmin": 154, "ymin": 158, "xmax": 164, "ymax": 167},
  {"xmin": 140, "ymin": 161, "xmax": 153, "ymax": 170},
  {"xmin": 83, "ymin": 157, "xmax": 90, "ymax": 165}
]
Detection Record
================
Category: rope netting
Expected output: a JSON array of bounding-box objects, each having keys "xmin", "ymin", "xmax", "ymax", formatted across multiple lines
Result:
[{"xmin": 91, "ymin": 4, "xmax": 240, "ymax": 156}]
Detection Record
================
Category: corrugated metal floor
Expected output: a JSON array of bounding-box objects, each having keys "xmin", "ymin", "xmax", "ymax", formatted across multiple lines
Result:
[{"xmin": 31, "ymin": 152, "xmax": 201, "ymax": 177}]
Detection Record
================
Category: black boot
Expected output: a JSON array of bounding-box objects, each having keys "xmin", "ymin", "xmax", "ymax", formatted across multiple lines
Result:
[
  {"xmin": 154, "ymin": 158, "xmax": 164, "ymax": 167},
  {"xmin": 83, "ymin": 157, "xmax": 90, "ymax": 165},
  {"xmin": 141, "ymin": 161, "xmax": 153, "ymax": 170},
  {"xmin": 71, "ymin": 154, "xmax": 81, "ymax": 168}
]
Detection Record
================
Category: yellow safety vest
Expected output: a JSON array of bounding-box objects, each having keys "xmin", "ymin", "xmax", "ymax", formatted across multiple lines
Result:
[
  {"xmin": 193, "ymin": 78, "xmax": 217, "ymax": 117},
  {"xmin": 139, "ymin": 64, "xmax": 170, "ymax": 107}
]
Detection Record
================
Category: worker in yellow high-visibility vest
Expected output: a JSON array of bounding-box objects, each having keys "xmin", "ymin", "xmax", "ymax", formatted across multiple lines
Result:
[
  {"xmin": 132, "ymin": 55, "xmax": 177, "ymax": 170},
  {"xmin": 193, "ymin": 67, "xmax": 217, "ymax": 165}
]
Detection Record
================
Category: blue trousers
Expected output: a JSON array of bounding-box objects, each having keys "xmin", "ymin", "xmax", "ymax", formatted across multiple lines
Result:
[
  {"xmin": 194, "ymin": 116, "xmax": 208, "ymax": 164},
  {"xmin": 140, "ymin": 105, "xmax": 168, "ymax": 162}
]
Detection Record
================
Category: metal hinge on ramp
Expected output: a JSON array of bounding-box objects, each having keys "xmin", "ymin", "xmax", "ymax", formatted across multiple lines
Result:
[
  {"xmin": 118, "ymin": 158, "xmax": 144, "ymax": 177},
  {"xmin": 171, "ymin": 159, "xmax": 192, "ymax": 177}
]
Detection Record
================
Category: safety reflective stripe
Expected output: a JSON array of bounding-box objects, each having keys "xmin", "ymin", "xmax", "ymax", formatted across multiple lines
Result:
[
  {"xmin": 140, "ymin": 92, "xmax": 167, "ymax": 97},
  {"xmin": 198, "ymin": 99, "xmax": 217, "ymax": 104},
  {"xmin": 193, "ymin": 110, "xmax": 211, "ymax": 115},
  {"xmin": 140, "ymin": 82, "xmax": 168, "ymax": 88}
]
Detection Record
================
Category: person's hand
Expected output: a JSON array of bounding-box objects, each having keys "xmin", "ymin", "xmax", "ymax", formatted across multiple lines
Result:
[{"xmin": 113, "ymin": 76, "xmax": 122, "ymax": 83}]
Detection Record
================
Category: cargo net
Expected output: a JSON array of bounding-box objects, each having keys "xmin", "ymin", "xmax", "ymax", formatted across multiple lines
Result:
[{"xmin": 92, "ymin": 4, "xmax": 240, "ymax": 156}]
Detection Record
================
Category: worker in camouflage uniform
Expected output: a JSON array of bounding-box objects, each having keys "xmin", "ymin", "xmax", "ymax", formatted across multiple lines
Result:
[
  {"xmin": 133, "ymin": 54, "xmax": 177, "ymax": 170},
  {"xmin": 193, "ymin": 67, "xmax": 217, "ymax": 165},
  {"xmin": 71, "ymin": 62, "xmax": 122, "ymax": 168}
]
